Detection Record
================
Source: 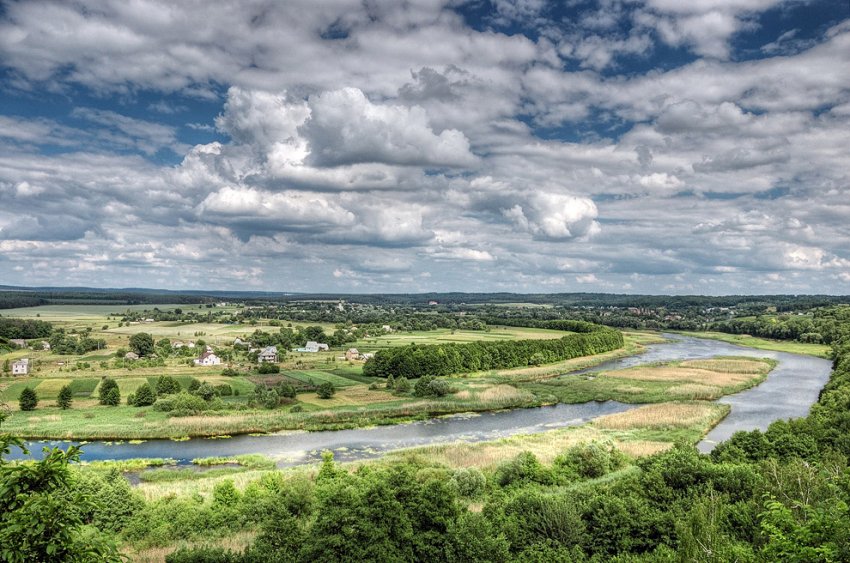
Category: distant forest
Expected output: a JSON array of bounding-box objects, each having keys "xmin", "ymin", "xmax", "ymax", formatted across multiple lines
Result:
[{"xmin": 1, "ymin": 285, "xmax": 849, "ymax": 310}]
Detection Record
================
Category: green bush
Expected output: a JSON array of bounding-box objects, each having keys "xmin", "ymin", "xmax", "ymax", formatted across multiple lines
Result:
[
  {"xmin": 19, "ymin": 387, "xmax": 38, "ymax": 411},
  {"xmin": 134, "ymin": 383, "xmax": 157, "ymax": 407},
  {"xmin": 103, "ymin": 386, "xmax": 121, "ymax": 406},
  {"xmin": 98, "ymin": 377, "xmax": 119, "ymax": 405},
  {"xmin": 57, "ymin": 384, "xmax": 73, "ymax": 409},
  {"xmin": 451, "ymin": 467, "xmax": 486, "ymax": 498},
  {"xmin": 552, "ymin": 441, "xmax": 626, "ymax": 481},
  {"xmin": 316, "ymin": 382, "xmax": 335, "ymax": 399},
  {"xmin": 258, "ymin": 363, "xmax": 280, "ymax": 374}
]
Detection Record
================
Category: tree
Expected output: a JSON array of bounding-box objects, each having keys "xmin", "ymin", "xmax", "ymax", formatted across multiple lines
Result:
[
  {"xmin": 2, "ymin": 359, "xmax": 9, "ymax": 374},
  {"xmin": 317, "ymin": 381, "xmax": 336, "ymax": 399},
  {"xmin": 155, "ymin": 375, "xmax": 181, "ymax": 395},
  {"xmin": 129, "ymin": 332, "xmax": 155, "ymax": 357},
  {"xmin": 134, "ymin": 383, "xmax": 156, "ymax": 406},
  {"xmin": 19, "ymin": 387, "xmax": 38, "ymax": 411},
  {"xmin": 394, "ymin": 376, "xmax": 411, "ymax": 394},
  {"xmin": 0, "ymin": 409, "xmax": 122, "ymax": 562},
  {"xmin": 103, "ymin": 386, "xmax": 120, "ymax": 407},
  {"xmin": 195, "ymin": 382, "xmax": 217, "ymax": 401},
  {"xmin": 98, "ymin": 377, "xmax": 119, "ymax": 405},
  {"xmin": 57, "ymin": 384, "xmax": 73, "ymax": 410}
]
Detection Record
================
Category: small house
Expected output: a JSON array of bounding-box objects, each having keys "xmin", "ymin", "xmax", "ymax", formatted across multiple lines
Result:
[
  {"xmin": 194, "ymin": 351, "xmax": 222, "ymax": 366},
  {"xmin": 382, "ymin": 325, "xmax": 392, "ymax": 332},
  {"xmin": 11, "ymin": 358, "xmax": 30, "ymax": 375},
  {"xmin": 233, "ymin": 337, "xmax": 246, "ymax": 346},
  {"xmin": 345, "ymin": 348, "xmax": 360, "ymax": 361},
  {"xmin": 41, "ymin": 341, "xmax": 51, "ymax": 351},
  {"xmin": 124, "ymin": 352, "xmax": 139, "ymax": 361},
  {"xmin": 10, "ymin": 339, "xmax": 27, "ymax": 349},
  {"xmin": 258, "ymin": 345, "xmax": 278, "ymax": 363},
  {"xmin": 361, "ymin": 352, "xmax": 375, "ymax": 360},
  {"xmin": 297, "ymin": 341, "xmax": 328, "ymax": 353},
  {"xmin": 172, "ymin": 340, "xmax": 185, "ymax": 348}
]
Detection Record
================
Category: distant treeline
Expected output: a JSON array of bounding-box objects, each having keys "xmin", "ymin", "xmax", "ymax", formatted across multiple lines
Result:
[
  {"xmin": 363, "ymin": 321, "xmax": 623, "ymax": 378},
  {"xmin": 708, "ymin": 306, "xmax": 850, "ymax": 345}
]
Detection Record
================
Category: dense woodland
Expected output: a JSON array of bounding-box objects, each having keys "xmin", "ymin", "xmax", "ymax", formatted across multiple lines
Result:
[{"xmin": 363, "ymin": 321, "xmax": 623, "ymax": 379}]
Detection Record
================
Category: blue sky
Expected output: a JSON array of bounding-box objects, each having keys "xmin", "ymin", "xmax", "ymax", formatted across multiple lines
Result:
[{"xmin": 1, "ymin": 0, "xmax": 849, "ymax": 294}]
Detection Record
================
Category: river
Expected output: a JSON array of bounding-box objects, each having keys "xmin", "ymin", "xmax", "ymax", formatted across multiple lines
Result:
[{"xmin": 13, "ymin": 334, "xmax": 831, "ymax": 464}]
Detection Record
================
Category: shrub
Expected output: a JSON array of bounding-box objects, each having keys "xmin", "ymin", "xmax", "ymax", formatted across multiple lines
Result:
[
  {"xmin": 394, "ymin": 376, "xmax": 410, "ymax": 394},
  {"xmin": 19, "ymin": 387, "xmax": 38, "ymax": 411},
  {"xmin": 134, "ymin": 383, "xmax": 157, "ymax": 407},
  {"xmin": 215, "ymin": 384, "xmax": 233, "ymax": 396},
  {"xmin": 187, "ymin": 378, "xmax": 201, "ymax": 393},
  {"xmin": 275, "ymin": 382, "xmax": 296, "ymax": 399},
  {"xmin": 165, "ymin": 547, "xmax": 243, "ymax": 563},
  {"xmin": 194, "ymin": 382, "xmax": 218, "ymax": 401},
  {"xmin": 553, "ymin": 441, "xmax": 626, "ymax": 481},
  {"xmin": 57, "ymin": 384, "xmax": 73, "ymax": 409},
  {"xmin": 451, "ymin": 468, "xmax": 486, "ymax": 498},
  {"xmin": 290, "ymin": 405, "xmax": 304, "ymax": 413},
  {"xmin": 316, "ymin": 382, "xmax": 335, "ymax": 399},
  {"xmin": 155, "ymin": 375, "xmax": 181, "ymax": 395},
  {"xmin": 494, "ymin": 451, "xmax": 551, "ymax": 487},
  {"xmin": 98, "ymin": 377, "xmax": 119, "ymax": 405},
  {"xmin": 126, "ymin": 393, "xmax": 136, "ymax": 407},
  {"xmin": 103, "ymin": 386, "xmax": 121, "ymax": 407},
  {"xmin": 258, "ymin": 363, "xmax": 280, "ymax": 374}
]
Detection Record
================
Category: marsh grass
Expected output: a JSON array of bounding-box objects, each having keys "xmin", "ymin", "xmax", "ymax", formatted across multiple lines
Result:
[
  {"xmin": 123, "ymin": 531, "xmax": 256, "ymax": 563},
  {"xmin": 593, "ymin": 402, "xmax": 728, "ymax": 431}
]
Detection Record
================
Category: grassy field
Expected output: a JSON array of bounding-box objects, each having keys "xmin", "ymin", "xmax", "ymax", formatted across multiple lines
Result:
[
  {"xmin": 0, "ymin": 354, "xmax": 770, "ymax": 440},
  {"xmin": 677, "ymin": 330, "xmax": 831, "ymax": 358}
]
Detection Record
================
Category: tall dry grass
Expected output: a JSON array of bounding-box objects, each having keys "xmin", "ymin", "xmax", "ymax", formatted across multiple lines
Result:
[{"xmin": 593, "ymin": 402, "xmax": 728, "ymax": 431}]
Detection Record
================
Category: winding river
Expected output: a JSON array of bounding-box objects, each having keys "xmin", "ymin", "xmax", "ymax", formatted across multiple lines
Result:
[{"xmin": 13, "ymin": 334, "xmax": 832, "ymax": 465}]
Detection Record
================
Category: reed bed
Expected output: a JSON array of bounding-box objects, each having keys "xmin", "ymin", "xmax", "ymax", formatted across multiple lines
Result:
[
  {"xmin": 593, "ymin": 402, "xmax": 728, "ymax": 431},
  {"xmin": 124, "ymin": 531, "xmax": 256, "ymax": 563}
]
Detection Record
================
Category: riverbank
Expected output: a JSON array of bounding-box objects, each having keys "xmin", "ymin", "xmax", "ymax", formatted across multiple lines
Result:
[{"xmin": 673, "ymin": 330, "xmax": 830, "ymax": 358}]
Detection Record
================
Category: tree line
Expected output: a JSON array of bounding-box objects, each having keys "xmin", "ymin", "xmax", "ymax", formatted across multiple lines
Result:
[{"xmin": 363, "ymin": 321, "xmax": 623, "ymax": 378}]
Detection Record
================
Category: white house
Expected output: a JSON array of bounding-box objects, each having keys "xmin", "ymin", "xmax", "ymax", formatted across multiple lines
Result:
[
  {"xmin": 10, "ymin": 339, "xmax": 27, "ymax": 349},
  {"xmin": 12, "ymin": 358, "xmax": 30, "ymax": 375},
  {"xmin": 233, "ymin": 337, "xmax": 246, "ymax": 346},
  {"xmin": 345, "ymin": 348, "xmax": 359, "ymax": 361},
  {"xmin": 41, "ymin": 341, "xmax": 51, "ymax": 351},
  {"xmin": 124, "ymin": 351, "xmax": 139, "ymax": 361},
  {"xmin": 258, "ymin": 345, "xmax": 278, "ymax": 363},
  {"xmin": 194, "ymin": 351, "xmax": 222, "ymax": 366}
]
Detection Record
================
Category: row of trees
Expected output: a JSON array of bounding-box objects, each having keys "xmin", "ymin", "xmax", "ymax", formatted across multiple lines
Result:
[{"xmin": 363, "ymin": 322, "xmax": 623, "ymax": 378}]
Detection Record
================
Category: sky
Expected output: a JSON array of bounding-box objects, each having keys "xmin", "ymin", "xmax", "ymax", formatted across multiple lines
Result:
[{"xmin": 1, "ymin": 0, "xmax": 849, "ymax": 295}]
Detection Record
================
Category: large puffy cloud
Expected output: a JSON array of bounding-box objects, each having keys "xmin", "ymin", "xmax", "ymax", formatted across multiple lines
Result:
[{"xmin": 302, "ymin": 88, "xmax": 475, "ymax": 167}]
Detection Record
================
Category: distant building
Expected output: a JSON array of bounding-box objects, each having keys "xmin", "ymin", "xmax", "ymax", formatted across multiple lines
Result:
[
  {"xmin": 41, "ymin": 341, "xmax": 51, "ymax": 351},
  {"xmin": 172, "ymin": 340, "xmax": 185, "ymax": 348},
  {"xmin": 11, "ymin": 358, "xmax": 30, "ymax": 375},
  {"xmin": 361, "ymin": 352, "xmax": 375, "ymax": 360},
  {"xmin": 345, "ymin": 348, "xmax": 360, "ymax": 361},
  {"xmin": 124, "ymin": 352, "xmax": 139, "ymax": 361},
  {"xmin": 10, "ymin": 339, "xmax": 27, "ymax": 349},
  {"xmin": 194, "ymin": 351, "xmax": 221, "ymax": 366},
  {"xmin": 382, "ymin": 325, "xmax": 392, "ymax": 332},
  {"xmin": 187, "ymin": 341, "xmax": 196, "ymax": 349},
  {"xmin": 258, "ymin": 345, "xmax": 278, "ymax": 363},
  {"xmin": 297, "ymin": 341, "xmax": 329, "ymax": 353},
  {"xmin": 233, "ymin": 337, "xmax": 246, "ymax": 346},
  {"xmin": 428, "ymin": 301, "xmax": 439, "ymax": 306}
]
